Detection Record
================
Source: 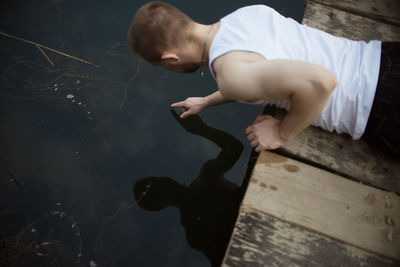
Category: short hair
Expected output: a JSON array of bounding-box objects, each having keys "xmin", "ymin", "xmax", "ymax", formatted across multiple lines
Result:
[{"xmin": 127, "ymin": 1, "xmax": 194, "ymax": 63}]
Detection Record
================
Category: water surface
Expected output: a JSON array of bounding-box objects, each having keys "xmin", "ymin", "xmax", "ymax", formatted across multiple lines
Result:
[{"xmin": 0, "ymin": 0, "xmax": 304, "ymax": 266}]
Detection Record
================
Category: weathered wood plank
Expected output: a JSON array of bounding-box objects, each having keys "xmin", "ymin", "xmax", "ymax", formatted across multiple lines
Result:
[
  {"xmin": 243, "ymin": 151, "xmax": 400, "ymax": 260},
  {"xmin": 223, "ymin": 207, "xmax": 398, "ymax": 267},
  {"xmin": 303, "ymin": 1, "xmax": 400, "ymax": 41},
  {"xmin": 310, "ymin": 0, "xmax": 400, "ymax": 27},
  {"xmin": 223, "ymin": 2, "xmax": 400, "ymax": 266},
  {"xmin": 275, "ymin": 0, "xmax": 400, "ymax": 194},
  {"xmin": 277, "ymin": 126, "xmax": 400, "ymax": 193}
]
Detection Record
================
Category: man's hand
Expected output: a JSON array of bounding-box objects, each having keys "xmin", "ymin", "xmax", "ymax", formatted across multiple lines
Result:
[
  {"xmin": 245, "ymin": 115, "xmax": 288, "ymax": 152},
  {"xmin": 171, "ymin": 97, "xmax": 207, "ymax": 118}
]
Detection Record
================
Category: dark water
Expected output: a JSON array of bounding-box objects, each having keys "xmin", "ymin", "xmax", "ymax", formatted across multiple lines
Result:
[{"xmin": 0, "ymin": 0, "xmax": 304, "ymax": 266}]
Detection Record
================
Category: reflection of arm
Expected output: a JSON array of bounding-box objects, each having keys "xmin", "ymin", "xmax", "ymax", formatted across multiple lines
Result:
[
  {"xmin": 171, "ymin": 110, "xmax": 243, "ymax": 175},
  {"xmin": 197, "ymin": 122, "xmax": 243, "ymax": 175}
]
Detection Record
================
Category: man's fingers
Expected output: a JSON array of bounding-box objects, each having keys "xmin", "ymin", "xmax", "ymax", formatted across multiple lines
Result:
[
  {"xmin": 250, "ymin": 139, "xmax": 258, "ymax": 148},
  {"xmin": 255, "ymin": 114, "xmax": 272, "ymax": 123},
  {"xmin": 254, "ymin": 115, "xmax": 265, "ymax": 122},
  {"xmin": 245, "ymin": 125, "xmax": 254, "ymax": 135},
  {"xmin": 247, "ymin": 132, "xmax": 255, "ymax": 142},
  {"xmin": 171, "ymin": 101, "xmax": 186, "ymax": 108}
]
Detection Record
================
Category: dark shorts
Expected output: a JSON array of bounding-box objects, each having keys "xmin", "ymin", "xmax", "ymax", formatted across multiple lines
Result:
[{"xmin": 363, "ymin": 42, "xmax": 400, "ymax": 157}]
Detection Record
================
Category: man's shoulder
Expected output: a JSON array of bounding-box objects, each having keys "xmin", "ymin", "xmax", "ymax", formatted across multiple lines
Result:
[
  {"xmin": 212, "ymin": 51, "xmax": 266, "ymax": 101},
  {"xmin": 221, "ymin": 5, "xmax": 272, "ymax": 23},
  {"xmin": 213, "ymin": 51, "xmax": 265, "ymax": 77},
  {"xmin": 231, "ymin": 4, "xmax": 271, "ymax": 15}
]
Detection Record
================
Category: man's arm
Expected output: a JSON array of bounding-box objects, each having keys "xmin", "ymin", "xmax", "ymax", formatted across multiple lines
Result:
[
  {"xmin": 171, "ymin": 90, "xmax": 233, "ymax": 118},
  {"xmin": 215, "ymin": 53, "xmax": 337, "ymax": 151}
]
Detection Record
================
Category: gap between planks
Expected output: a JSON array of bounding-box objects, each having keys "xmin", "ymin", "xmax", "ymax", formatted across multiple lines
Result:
[{"xmin": 244, "ymin": 151, "xmax": 400, "ymax": 260}]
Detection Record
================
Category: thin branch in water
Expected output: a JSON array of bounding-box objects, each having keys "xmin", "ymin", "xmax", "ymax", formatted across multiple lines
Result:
[
  {"xmin": 96, "ymin": 155, "xmax": 152, "ymax": 261},
  {"xmin": 15, "ymin": 210, "xmax": 83, "ymax": 259},
  {"xmin": 120, "ymin": 59, "xmax": 142, "ymax": 112},
  {"xmin": 36, "ymin": 45, "xmax": 54, "ymax": 67},
  {"xmin": 0, "ymin": 31, "xmax": 100, "ymax": 68},
  {"xmin": 0, "ymin": 156, "xmax": 23, "ymax": 190}
]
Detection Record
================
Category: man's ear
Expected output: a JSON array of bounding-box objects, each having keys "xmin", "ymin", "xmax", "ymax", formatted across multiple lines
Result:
[{"xmin": 161, "ymin": 51, "xmax": 179, "ymax": 61}]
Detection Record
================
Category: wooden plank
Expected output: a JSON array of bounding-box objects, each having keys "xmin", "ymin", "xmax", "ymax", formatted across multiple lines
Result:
[
  {"xmin": 303, "ymin": 1, "xmax": 400, "ymax": 41},
  {"xmin": 311, "ymin": 0, "xmax": 400, "ymax": 27},
  {"xmin": 274, "ymin": 0, "xmax": 400, "ymax": 193},
  {"xmin": 277, "ymin": 126, "xmax": 400, "ymax": 193},
  {"xmin": 222, "ymin": 207, "xmax": 398, "ymax": 267},
  {"xmin": 243, "ymin": 151, "xmax": 400, "ymax": 260}
]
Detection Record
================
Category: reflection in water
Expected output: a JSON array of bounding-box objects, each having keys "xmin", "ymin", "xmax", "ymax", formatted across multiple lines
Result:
[
  {"xmin": 134, "ymin": 110, "xmax": 246, "ymax": 267},
  {"xmin": 1, "ymin": 59, "xmax": 101, "ymax": 119},
  {"xmin": 0, "ymin": 208, "xmax": 85, "ymax": 267},
  {"xmin": 0, "ymin": 1, "xmax": 302, "ymax": 265}
]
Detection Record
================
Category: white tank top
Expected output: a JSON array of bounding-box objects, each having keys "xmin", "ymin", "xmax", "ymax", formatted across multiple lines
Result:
[{"xmin": 208, "ymin": 5, "xmax": 381, "ymax": 139}]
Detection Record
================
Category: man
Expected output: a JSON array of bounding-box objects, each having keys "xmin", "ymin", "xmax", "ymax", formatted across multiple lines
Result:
[{"xmin": 127, "ymin": 1, "xmax": 400, "ymax": 156}]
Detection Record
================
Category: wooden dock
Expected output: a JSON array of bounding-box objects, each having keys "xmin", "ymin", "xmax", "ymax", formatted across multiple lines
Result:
[{"xmin": 222, "ymin": 0, "xmax": 400, "ymax": 266}]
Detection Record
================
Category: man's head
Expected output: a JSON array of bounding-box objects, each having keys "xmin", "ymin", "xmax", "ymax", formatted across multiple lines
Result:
[{"xmin": 127, "ymin": 1, "xmax": 200, "ymax": 72}]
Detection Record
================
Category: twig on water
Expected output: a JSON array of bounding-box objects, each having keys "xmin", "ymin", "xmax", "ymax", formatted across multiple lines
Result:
[
  {"xmin": 0, "ymin": 156, "xmax": 23, "ymax": 190},
  {"xmin": 0, "ymin": 31, "xmax": 100, "ymax": 68},
  {"xmin": 120, "ymin": 59, "xmax": 141, "ymax": 111},
  {"xmin": 36, "ymin": 45, "xmax": 54, "ymax": 67}
]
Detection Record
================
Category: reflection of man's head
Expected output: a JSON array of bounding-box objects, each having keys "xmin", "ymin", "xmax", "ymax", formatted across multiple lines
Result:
[{"xmin": 133, "ymin": 176, "xmax": 185, "ymax": 211}]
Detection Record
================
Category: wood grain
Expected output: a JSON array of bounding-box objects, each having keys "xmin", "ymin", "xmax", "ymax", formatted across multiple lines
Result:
[
  {"xmin": 277, "ymin": 126, "xmax": 400, "ymax": 193},
  {"xmin": 222, "ymin": 207, "xmax": 398, "ymax": 267},
  {"xmin": 277, "ymin": 0, "xmax": 400, "ymax": 193},
  {"xmin": 303, "ymin": 1, "xmax": 400, "ymax": 41},
  {"xmin": 223, "ymin": 1, "xmax": 400, "ymax": 265},
  {"xmin": 311, "ymin": 0, "xmax": 400, "ymax": 26},
  {"xmin": 243, "ymin": 151, "xmax": 400, "ymax": 260}
]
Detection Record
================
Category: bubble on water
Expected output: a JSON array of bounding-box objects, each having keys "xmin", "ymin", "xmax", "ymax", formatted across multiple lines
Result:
[
  {"xmin": 66, "ymin": 94, "xmax": 92, "ymax": 120},
  {"xmin": 31, "ymin": 228, "xmax": 37, "ymax": 233}
]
